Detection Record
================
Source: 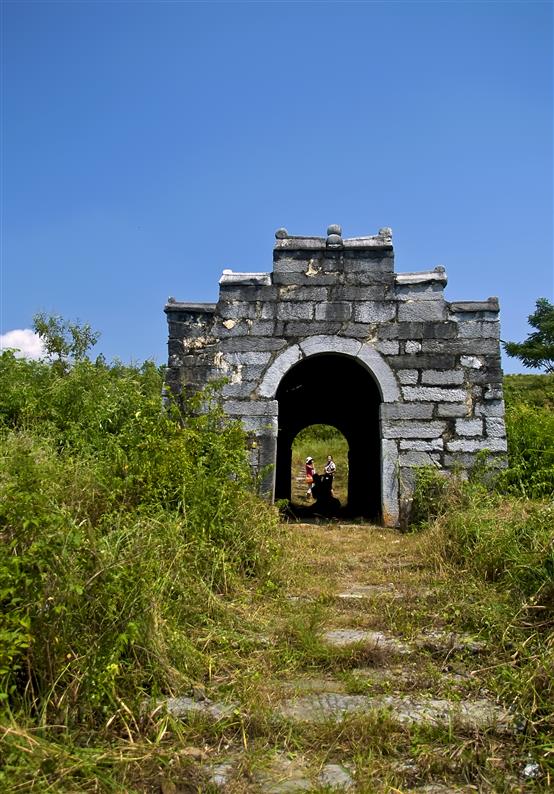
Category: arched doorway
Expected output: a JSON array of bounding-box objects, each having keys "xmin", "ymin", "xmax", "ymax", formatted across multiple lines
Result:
[{"xmin": 275, "ymin": 353, "xmax": 382, "ymax": 519}]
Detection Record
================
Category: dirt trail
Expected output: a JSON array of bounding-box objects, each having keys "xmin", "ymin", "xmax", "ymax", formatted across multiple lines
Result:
[{"xmin": 162, "ymin": 523, "xmax": 525, "ymax": 793}]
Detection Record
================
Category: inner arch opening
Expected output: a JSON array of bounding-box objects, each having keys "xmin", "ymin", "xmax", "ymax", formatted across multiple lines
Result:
[
  {"xmin": 291, "ymin": 424, "xmax": 349, "ymax": 510},
  {"xmin": 275, "ymin": 353, "xmax": 382, "ymax": 519}
]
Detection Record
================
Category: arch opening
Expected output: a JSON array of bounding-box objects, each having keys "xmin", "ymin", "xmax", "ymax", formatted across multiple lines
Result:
[{"xmin": 275, "ymin": 353, "xmax": 382, "ymax": 519}]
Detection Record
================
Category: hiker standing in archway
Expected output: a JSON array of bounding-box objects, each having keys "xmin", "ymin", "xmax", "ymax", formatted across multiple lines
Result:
[
  {"xmin": 324, "ymin": 455, "xmax": 336, "ymax": 487},
  {"xmin": 305, "ymin": 456, "xmax": 315, "ymax": 498}
]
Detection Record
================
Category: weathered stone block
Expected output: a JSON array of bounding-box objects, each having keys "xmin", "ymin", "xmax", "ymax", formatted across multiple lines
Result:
[
  {"xmin": 402, "ymin": 387, "xmax": 467, "ymax": 403},
  {"xmin": 457, "ymin": 321, "xmax": 500, "ymax": 339},
  {"xmin": 272, "ymin": 255, "xmax": 310, "ymax": 273},
  {"xmin": 240, "ymin": 415, "xmax": 279, "ymax": 434},
  {"xmin": 276, "ymin": 303, "xmax": 314, "ymax": 321},
  {"xmin": 272, "ymin": 271, "xmax": 339, "ymax": 286},
  {"xmin": 285, "ymin": 321, "xmax": 342, "ymax": 337},
  {"xmin": 339, "ymin": 323, "xmax": 373, "ymax": 339},
  {"xmin": 381, "ymin": 438, "xmax": 399, "ymax": 526},
  {"xmin": 381, "ymin": 403, "xmax": 434, "ymax": 420},
  {"xmin": 395, "ymin": 282, "xmax": 445, "ymax": 301},
  {"xmin": 218, "ymin": 285, "xmax": 278, "ymax": 302},
  {"xmin": 344, "ymin": 271, "xmax": 395, "ymax": 287},
  {"xmin": 437, "ymin": 403, "xmax": 469, "ymax": 418},
  {"xmin": 353, "ymin": 302, "xmax": 396, "ymax": 323},
  {"xmin": 240, "ymin": 364, "xmax": 271, "ymax": 382},
  {"xmin": 331, "ymin": 285, "xmax": 389, "ymax": 301},
  {"xmin": 315, "ymin": 302, "xmax": 352, "ymax": 321},
  {"xmin": 485, "ymin": 417, "xmax": 506, "ymax": 437},
  {"xmin": 398, "ymin": 301, "xmax": 446, "ymax": 322},
  {"xmin": 218, "ymin": 301, "xmax": 258, "ymax": 320},
  {"xmin": 379, "ymin": 322, "xmax": 423, "ymax": 340},
  {"xmin": 214, "ymin": 319, "xmax": 249, "ymax": 338},
  {"xmin": 280, "ymin": 285, "xmax": 329, "ymax": 301},
  {"xmin": 446, "ymin": 438, "xmax": 508, "ymax": 453},
  {"xmin": 375, "ymin": 340, "xmax": 400, "ymax": 355},
  {"xmin": 474, "ymin": 400, "xmax": 505, "ymax": 417},
  {"xmin": 388, "ymin": 354, "xmax": 457, "ymax": 370},
  {"xmin": 399, "ymin": 451, "xmax": 441, "ymax": 467},
  {"xmin": 421, "ymin": 322, "xmax": 458, "ymax": 339},
  {"xmin": 219, "ymin": 337, "xmax": 286, "ymax": 353},
  {"xmin": 224, "ymin": 400, "xmax": 278, "ymax": 416},
  {"xmin": 248, "ymin": 320, "xmax": 277, "ymax": 336},
  {"xmin": 449, "ymin": 298, "xmax": 499, "ymax": 313},
  {"xmin": 400, "ymin": 438, "xmax": 444, "ymax": 451},
  {"xmin": 455, "ymin": 418, "xmax": 483, "ymax": 436},
  {"xmin": 465, "ymin": 368, "xmax": 503, "ymax": 385},
  {"xmin": 300, "ymin": 336, "xmax": 361, "ymax": 358},
  {"xmin": 421, "ymin": 339, "xmax": 500, "ymax": 355},
  {"xmin": 382, "ymin": 421, "xmax": 446, "ymax": 438},
  {"xmin": 422, "ymin": 369, "xmax": 464, "ymax": 385},
  {"xmin": 345, "ymin": 254, "xmax": 395, "ymax": 273},
  {"xmin": 484, "ymin": 384, "xmax": 503, "ymax": 401},
  {"xmin": 221, "ymin": 382, "xmax": 255, "ymax": 399},
  {"xmin": 405, "ymin": 340, "xmax": 421, "ymax": 354},
  {"xmin": 221, "ymin": 351, "xmax": 272, "ymax": 366},
  {"xmin": 460, "ymin": 355, "xmax": 483, "ymax": 369},
  {"xmin": 397, "ymin": 369, "xmax": 419, "ymax": 385}
]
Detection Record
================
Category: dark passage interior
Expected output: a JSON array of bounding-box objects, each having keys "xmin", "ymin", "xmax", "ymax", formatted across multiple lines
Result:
[{"xmin": 275, "ymin": 353, "xmax": 382, "ymax": 519}]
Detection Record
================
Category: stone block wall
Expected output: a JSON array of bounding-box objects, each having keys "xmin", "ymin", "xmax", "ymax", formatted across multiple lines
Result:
[{"xmin": 165, "ymin": 226, "xmax": 507, "ymax": 525}]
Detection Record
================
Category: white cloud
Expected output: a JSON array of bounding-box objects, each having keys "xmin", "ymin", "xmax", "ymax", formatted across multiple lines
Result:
[{"xmin": 0, "ymin": 329, "xmax": 46, "ymax": 360}]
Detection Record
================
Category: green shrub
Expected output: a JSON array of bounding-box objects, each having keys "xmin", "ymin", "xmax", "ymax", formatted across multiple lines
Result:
[
  {"xmin": 498, "ymin": 402, "xmax": 554, "ymax": 498},
  {"xmin": 0, "ymin": 352, "xmax": 281, "ymax": 731}
]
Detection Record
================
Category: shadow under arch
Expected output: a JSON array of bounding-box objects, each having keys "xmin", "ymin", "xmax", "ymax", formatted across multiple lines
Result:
[{"xmin": 275, "ymin": 353, "xmax": 382, "ymax": 519}]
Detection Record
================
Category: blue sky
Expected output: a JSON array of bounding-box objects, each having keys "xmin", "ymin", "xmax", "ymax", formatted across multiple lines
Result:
[{"xmin": 1, "ymin": 0, "xmax": 552, "ymax": 371}]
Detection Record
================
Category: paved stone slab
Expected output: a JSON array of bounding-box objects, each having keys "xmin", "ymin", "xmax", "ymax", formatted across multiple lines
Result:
[
  {"xmin": 318, "ymin": 763, "xmax": 355, "ymax": 790},
  {"xmin": 277, "ymin": 693, "xmax": 512, "ymax": 730},
  {"xmin": 335, "ymin": 583, "xmax": 397, "ymax": 600},
  {"xmin": 323, "ymin": 629, "xmax": 411, "ymax": 654},
  {"xmin": 206, "ymin": 761, "xmax": 235, "ymax": 788},
  {"xmin": 416, "ymin": 630, "xmax": 487, "ymax": 654},
  {"xmin": 164, "ymin": 695, "xmax": 237, "ymax": 721},
  {"xmin": 253, "ymin": 755, "xmax": 312, "ymax": 793}
]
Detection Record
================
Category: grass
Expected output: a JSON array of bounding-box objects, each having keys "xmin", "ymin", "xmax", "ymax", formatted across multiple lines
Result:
[{"xmin": 2, "ymin": 356, "xmax": 553, "ymax": 791}]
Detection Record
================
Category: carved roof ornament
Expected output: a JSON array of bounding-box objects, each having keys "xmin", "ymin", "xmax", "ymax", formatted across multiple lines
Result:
[{"xmin": 326, "ymin": 224, "xmax": 343, "ymax": 248}]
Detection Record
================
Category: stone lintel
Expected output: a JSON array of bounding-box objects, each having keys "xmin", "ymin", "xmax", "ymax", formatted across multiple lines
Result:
[
  {"xmin": 164, "ymin": 301, "xmax": 217, "ymax": 314},
  {"xmin": 448, "ymin": 298, "xmax": 499, "ymax": 313},
  {"xmin": 395, "ymin": 268, "xmax": 447, "ymax": 286},
  {"xmin": 274, "ymin": 235, "xmax": 392, "ymax": 251},
  {"xmin": 219, "ymin": 271, "xmax": 272, "ymax": 286}
]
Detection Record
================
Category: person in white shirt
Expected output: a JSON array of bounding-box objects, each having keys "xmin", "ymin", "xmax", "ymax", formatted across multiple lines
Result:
[{"xmin": 324, "ymin": 455, "xmax": 336, "ymax": 486}]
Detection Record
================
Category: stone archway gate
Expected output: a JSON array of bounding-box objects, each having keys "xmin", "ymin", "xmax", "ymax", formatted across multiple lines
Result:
[{"xmin": 164, "ymin": 225, "xmax": 507, "ymax": 526}]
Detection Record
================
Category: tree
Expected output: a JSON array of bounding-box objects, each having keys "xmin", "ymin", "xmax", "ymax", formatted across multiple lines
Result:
[
  {"xmin": 33, "ymin": 313, "xmax": 100, "ymax": 370},
  {"xmin": 504, "ymin": 298, "xmax": 554, "ymax": 373}
]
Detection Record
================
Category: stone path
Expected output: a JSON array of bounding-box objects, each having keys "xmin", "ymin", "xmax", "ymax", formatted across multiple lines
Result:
[{"xmin": 159, "ymin": 523, "xmax": 522, "ymax": 792}]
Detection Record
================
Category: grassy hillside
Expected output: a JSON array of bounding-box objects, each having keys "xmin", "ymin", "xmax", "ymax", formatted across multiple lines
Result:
[
  {"xmin": 504, "ymin": 372, "xmax": 554, "ymax": 409},
  {"xmin": 1, "ymin": 358, "xmax": 552, "ymax": 789}
]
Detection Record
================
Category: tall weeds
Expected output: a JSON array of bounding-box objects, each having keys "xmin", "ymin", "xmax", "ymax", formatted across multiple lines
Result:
[{"xmin": 0, "ymin": 351, "xmax": 280, "ymax": 782}]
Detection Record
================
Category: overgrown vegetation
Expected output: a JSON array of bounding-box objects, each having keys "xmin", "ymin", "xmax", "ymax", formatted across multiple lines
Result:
[
  {"xmin": 0, "ymin": 346, "xmax": 281, "ymax": 790},
  {"xmin": 411, "ymin": 374, "xmax": 554, "ymax": 780}
]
